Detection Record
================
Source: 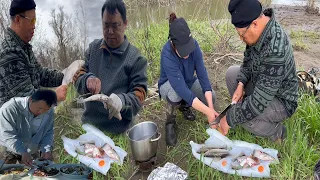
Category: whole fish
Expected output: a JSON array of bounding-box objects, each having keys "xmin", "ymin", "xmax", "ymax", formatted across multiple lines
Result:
[
  {"xmin": 253, "ymin": 150, "xmax": 275, "ymax": 161},
  {"xmin": 197, "ymin": 144, "xmax": 227, "ymax": 154},
  {"xmin": 61, "ymin": 60, "xmax": 85, "ymax": 85},
  {"xmin": 102, "ymin": 143, "xmax": 120, "ymax": 161},
  {"xmin": 203, "ymin": 149, "xmax": 229, "ymax": 157},
  {"xmin": 76, "ymin": 94, "xmax": 122, "ymax": 120},
  {"xmin": 77, "ymin": 94, "xmax": 109, "ymax": 104}
]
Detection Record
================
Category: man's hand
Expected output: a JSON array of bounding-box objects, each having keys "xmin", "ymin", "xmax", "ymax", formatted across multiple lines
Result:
[
  {"xmin": 21, "ymin": 152, "xmax": 32, "ymax": 166},
  {"xmin": 219, "ymin": 116, "xmax": 230, "ymax": 135},
  {"xmin": 55, "ymin": 85, "xmax": 68, "ymax": 102},
  {"xmin": 86, "ymin": 77, "xmax": 101, "ymax": 94},
  {"xmin": 41, "ymin": 152, "xmax": 53, "ymax": 161},
  {"xmin": 232, "ymin": 83, "xmax": 245, "ymax": 103},
  {"xmin": 106, "ymin": 93, "xmax": 123, "ymax": 120}
]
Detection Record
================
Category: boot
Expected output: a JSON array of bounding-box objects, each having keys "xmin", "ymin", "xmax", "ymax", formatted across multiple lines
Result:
[
  {"xmin": 165, "ymin": 103, "xmax": 178, "ymax": 147},
  {"xmin": 179, "ymin": 101, "xmax": 196, "ymax": 121}
]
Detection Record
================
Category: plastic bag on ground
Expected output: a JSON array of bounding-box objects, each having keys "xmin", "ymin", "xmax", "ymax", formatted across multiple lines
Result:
[
  {"xmin": 190, "ymin": 129, "xmax": 279, "ymax": 178},
  {"xmin": 62, "ymin": 124, "xmax": 127, "ymax": 175}
]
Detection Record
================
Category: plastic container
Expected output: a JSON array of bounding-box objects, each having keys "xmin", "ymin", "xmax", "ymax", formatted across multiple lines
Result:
[{"xmin": 59, "ymin": 164, "xmax": 92, "ymax": 179}]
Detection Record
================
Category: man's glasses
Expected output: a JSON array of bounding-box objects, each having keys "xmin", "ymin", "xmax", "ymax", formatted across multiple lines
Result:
[
  {"xmin": 19, "ymin": 14, "xmax": 36, "ymax": 25},
  {"xmin": 239, "ymin": 23, "xmax": 252, "ymax": 38},
  {"xmin": 103, "ymin": 22, "xmax": 122, "ymax": 30}
]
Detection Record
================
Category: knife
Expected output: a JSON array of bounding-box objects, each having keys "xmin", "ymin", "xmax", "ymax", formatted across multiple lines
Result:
[{"xmin": 207, "ymin": 103, "xmax": 234, "ymax": 127}]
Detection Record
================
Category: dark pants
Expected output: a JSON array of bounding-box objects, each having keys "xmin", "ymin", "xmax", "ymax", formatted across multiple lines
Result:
[{"xmin": 226, "ymin": 65, "xmax": 287, "ymax": 141}]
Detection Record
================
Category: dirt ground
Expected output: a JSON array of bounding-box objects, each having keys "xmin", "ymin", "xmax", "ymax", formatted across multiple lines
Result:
[
  {"xmin": 274, "ymin": 5, "xmax": 320, "ymax": 70},
  {"xmin": 67, "ymin": 5, "xmax": 320, "ymax": 179}
]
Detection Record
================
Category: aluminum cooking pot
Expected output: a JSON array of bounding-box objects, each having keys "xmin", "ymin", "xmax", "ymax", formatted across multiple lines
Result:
[{"xmin": 127, "ymin": 121, "xmax": 161, "ymax": 162}]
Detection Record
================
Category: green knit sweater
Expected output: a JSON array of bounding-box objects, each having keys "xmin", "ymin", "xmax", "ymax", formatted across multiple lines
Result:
[
  {"xmin": 226, "ymin": 9, "xmax": 299, "ymax": 127},
  {"xmin": 75, "ymin": 38, "xmax": 148, "ymax": 134}
]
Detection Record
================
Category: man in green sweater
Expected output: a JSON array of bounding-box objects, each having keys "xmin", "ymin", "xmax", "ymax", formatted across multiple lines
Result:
[
  {"xmin": 74, "ymin": 0, "xmax": 148, "ymax": 133},
  {"xmin": 211, "ymin": 0, "xmax": 298, "ymax": 142}
]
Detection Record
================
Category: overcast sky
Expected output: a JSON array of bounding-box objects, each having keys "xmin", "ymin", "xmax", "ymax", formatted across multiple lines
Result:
[{"xmin": 35, "ymin": 0, "xmax": 105, "ymax": 42}]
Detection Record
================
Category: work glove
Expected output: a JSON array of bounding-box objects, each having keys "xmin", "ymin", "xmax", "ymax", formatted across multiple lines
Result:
[{"xmin": 106, "ymin": 93, "xmax": 123, "ymax": 120}]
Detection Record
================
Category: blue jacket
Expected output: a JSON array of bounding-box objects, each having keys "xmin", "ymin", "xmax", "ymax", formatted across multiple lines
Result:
[
  {"xmin": 0, "ymin": 97, "xmax": 54, "ymax": 154},
  {"xmin": 158, "ymin": 40, "xmax": 212, "ymax": 106}
]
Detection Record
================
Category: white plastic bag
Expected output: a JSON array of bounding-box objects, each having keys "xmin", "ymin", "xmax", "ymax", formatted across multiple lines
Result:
[
  {"xmin": 62, "ymin": 124, "xmax": 127, "ymax": 175},
  {"xmin": 190, "ymin": 128, "xmax": 279, "ymax": 178}
]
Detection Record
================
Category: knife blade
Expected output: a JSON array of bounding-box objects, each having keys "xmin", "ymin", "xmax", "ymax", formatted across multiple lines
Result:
[{"xmin": 208, "ymin": 103, "xmax": 234, "ymax": 127}]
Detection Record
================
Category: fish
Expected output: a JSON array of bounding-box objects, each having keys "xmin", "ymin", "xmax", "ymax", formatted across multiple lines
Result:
[
  {"xmin": 61, "ymin": 60, "xmax": 85, "ymax": 85},
  {"xmin": 253, "ymin": 150, "xmax": 276, "ymax": 161},
  {"xmin": 76, "ymin": 94, "xmax": 109, "ymax": 104},
  {"xmin": 232, "ymin": 156, "xmax": 259, "ymax": 169},
  {"xmin": 197, "ymin": 144, "xmax": 228, "ymax": 154},
  {"xmin": 75, "ymin": 142, "xmax": 120, "ymax": 161},
  {"xmin": 203, "ymin": 149, "xmax": 229, "ymax": 157},
  {"xmin": 81, "ymin": 144, "xmax": 105, "ymax": 158},
  {"xmin": 231, "ymin": 153, "xmax": 259, "ymax": 170},
  {"xmin": 76, "ymin": 94, "xmax": 122, "ymax": 120},
  {"xmin": 102, "ymin": 143, "xmax": 120, "ymax": 161}
]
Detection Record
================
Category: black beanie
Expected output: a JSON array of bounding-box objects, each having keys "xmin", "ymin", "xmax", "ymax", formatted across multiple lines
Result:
[
  {"xmin": 228, "ymin": 0, "xmax": 262, "ymax": 28},
  {"xmin": 10, "ymin": 0, "xmax": 36, "ymax": 16}
]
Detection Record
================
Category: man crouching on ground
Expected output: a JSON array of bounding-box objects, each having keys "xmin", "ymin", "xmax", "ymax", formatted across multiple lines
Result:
[
  {"xmin": 0, "ymin": 90, "xmax": 57, "ymax": 166},
  {"xmin": 211, "ymin": 0, "xmax": 298, "ymax": 143}
]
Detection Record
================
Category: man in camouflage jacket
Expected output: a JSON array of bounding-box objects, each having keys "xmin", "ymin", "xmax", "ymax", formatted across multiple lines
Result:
[
  {"xmin": 0, "ymin": 0, "xmax": 67, "ymax": 107},
  {"xmin": 212, "ymin": 0, "xmax": 298, "ymax": 142}
]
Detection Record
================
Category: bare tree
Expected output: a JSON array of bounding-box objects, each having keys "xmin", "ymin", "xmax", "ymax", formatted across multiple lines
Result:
[
  {"xmin": 75, "ymin": 0, "xmax": 89, "ymax": 55},
  {"xmin": 30, "ymin": 16, "xmax": 57, "ymax": 68},
  {"xmin": 49, "ymin": 6, "xmax": 82, "ymax": 69},
  {"xmin": 0, "ymin": 0, "xmax": 10, "ymax": 39}
]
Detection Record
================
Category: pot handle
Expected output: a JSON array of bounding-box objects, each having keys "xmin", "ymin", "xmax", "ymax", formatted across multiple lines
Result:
[
  {"xmin": 126, "ymin": 130, "xmax": 129, "ymax": 137},
  {"xmin": 150, "ymin": 132, "xmax": 161, "ymax": 142}
]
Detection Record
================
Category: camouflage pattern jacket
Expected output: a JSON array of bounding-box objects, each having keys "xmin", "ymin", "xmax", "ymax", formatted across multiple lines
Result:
[
  {"xmin": 0, "ymin": 28, "xmax": 63, "ymax": 107},
  {"xmin": 226, "ymin": 9, "xmax": 299, "ymax": 127}
]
